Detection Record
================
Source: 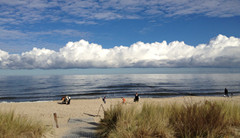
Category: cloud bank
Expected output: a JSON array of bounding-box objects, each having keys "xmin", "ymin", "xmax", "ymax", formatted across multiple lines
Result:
[{"xmin": 0, "ymin": 34, "xmax": 240, "ymax": 69}]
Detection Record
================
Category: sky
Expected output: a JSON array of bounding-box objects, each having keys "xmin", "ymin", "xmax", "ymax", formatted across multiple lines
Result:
[{"xmin": 0, "ymin": 0, "xmax": 240, "ymax": 69}]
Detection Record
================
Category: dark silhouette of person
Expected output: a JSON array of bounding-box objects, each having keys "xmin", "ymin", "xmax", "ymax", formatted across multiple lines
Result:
[
  {"xmin": 224, "ymin": 88, "xmax": 229, "ymax": 97},
  {"xmin": 102, "ymin": 96, "xmax": 106, "ymax": 104},
  {"xmin": 134, "ymin": 92, "xmax": 139, "ymax": 102}
]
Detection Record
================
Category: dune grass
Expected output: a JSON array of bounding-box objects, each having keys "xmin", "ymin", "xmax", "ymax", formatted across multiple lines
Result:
[
  {"xmin": 169, "ymin": 100, "xmax": 240, "ymax": 137},
  {"xmin": 97, "ymin": 103, "xmax": 174, "ymax": 138},
  {"xmin": 97, "ymin": 99, "xmax": 240, "ymax": 138},
  {"xmin": 0, "ymin": 110, "xmax": 51, "ymax": 138}
]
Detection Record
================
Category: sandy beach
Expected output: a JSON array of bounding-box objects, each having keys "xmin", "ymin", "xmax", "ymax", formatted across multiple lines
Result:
[{"xmin": 0, "ymin": 96, "xmax": 239, "ymax": 138}]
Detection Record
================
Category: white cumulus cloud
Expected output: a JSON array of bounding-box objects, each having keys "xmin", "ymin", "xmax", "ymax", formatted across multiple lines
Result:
[{"xmin": 0, "ymin": 34, "xmax": 240, "ymax": 69}]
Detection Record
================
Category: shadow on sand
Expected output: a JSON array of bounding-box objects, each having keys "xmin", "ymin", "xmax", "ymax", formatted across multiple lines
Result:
[{"xmin": 63, "ymin": 118, "xmax": 99, "ymax": 138}]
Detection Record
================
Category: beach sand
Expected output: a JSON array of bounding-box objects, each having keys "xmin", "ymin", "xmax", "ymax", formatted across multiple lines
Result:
[{"xmin": 0, "ymin": 96, "xmax": 239, "ymax": 137}]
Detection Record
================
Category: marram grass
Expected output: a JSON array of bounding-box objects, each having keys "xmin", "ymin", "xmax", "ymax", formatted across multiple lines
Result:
[
  {"xmin": 169, "ymin": 100, "xmax": 231, "ymax": 137},
  {"xmin": 97, "ymin": 99, "xmax": 240, "ymax": 138},
  {"xmin": 97, "ymin": 103, "xmax": 174, "ymax": 138},
  {"xmin": 0, "ymin": 110, "xmax": 51, "ymax": 138}
]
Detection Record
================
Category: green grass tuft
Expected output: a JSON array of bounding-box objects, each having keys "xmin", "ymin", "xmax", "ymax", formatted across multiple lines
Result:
[
  {"xmin": 169, "ymin": 100, "xmax": 230, "ymax": 137},
  {"xmin": 0, "ymin": 110, "xmax": 51, "ymax": 138},
  {"xmin": 97, "ymin": 103, "xmax": 174, "ymax": 138},
  {"xmin": 97, "ymin": 104, "xmax": 124, "ymax": 137}
]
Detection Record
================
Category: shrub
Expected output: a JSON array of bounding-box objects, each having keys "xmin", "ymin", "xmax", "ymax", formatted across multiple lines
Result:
[{"xmin": 0, "ymin": 110, "xmax": 51, "ymax": 138}]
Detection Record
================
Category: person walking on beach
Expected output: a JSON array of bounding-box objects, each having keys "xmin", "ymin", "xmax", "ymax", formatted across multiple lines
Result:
[
  {"xmin": 224, "ymin": 88, "xmax": 229, "ymax": 97},
  {"xmin": 102, "ymin": 96, "xmax": 106, "ymax": 104},
  {"xmin": 121, "ymin": 97, "xmax": 126, "ymax": 104},
  {"xmin": 134, "ymin": 92, "xmax": 139, "ymax": 102}
]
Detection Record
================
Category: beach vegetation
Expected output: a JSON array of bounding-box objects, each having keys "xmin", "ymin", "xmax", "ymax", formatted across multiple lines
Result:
[
  {"xmin": 97, "ymin": 103, "xmax": 174, "ymax": 138},
  {"xmin": 169, "ymin": 100, "xmax": 240, "ymax": 137},
  {"xmin": 0, "ymin": 110, "xmax": 51, "ymax": 138},
  {"xmin": 97, "ymin": 99, "xmax": 240, "ymax": 138}
]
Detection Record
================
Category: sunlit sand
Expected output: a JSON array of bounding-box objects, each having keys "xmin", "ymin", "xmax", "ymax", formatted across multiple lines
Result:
[{"xmin": 0, "ymin": 96, "xmax": 239, "ymax": 137}]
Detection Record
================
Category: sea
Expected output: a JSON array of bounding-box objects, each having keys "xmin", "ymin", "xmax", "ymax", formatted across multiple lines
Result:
[{"xmin": 0, "ymin": 68, "xmax": 240, "ymax": 102}]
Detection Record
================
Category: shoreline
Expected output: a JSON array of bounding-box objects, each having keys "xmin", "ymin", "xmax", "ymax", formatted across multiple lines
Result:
[
  {"xmin": 0, "ymin": 94, "xmax": 237, "ymax": 103},
  {"xmin": 0, "ymin": 96, "xmax": 239, "ymax": 137}
]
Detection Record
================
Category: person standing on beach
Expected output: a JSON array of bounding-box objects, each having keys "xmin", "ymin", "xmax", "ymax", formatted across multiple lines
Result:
[
  {"xmin": 224, "ymin": 88, "xmax": 229, "ymax": 97},
  {"xmin": 102, "ymin": 96, "xmax": 106, "ymax": 104},
  {"xmin": 122, "ymin": 97, "xmax": 126, "ymax": 104},
  {"xmin": 134, "ymin": 92, "xmax": 139, "ymax": 102}
]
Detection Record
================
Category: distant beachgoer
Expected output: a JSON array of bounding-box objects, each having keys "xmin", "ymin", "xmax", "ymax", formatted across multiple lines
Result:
[
  {"xmin": 61, "ymin": 96, "xmax": 66, "ymax": 104},
  {"xmin": 66, "ymin": 96, "xmax": 71, "ymax": 105},
  {"xmin": 61, "ymin": 96, "xmax": 71, "ymax": 104},
  {"xmin": 224, "ymin": 88, "xmax": 229, "ymax": 97},
  {"xmin": 134, "ymin": 92, "xmax": 139, "ymax": 102},
  {"xmin": 102, "ymin": 96, "xmax": 106, "ymax": 104},
  {"xmin": 122, "ymin": 97, "xmax": 126, "ymax": 104}
]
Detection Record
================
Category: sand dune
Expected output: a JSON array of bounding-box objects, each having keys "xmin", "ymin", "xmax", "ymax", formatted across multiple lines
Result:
[{"xmin": 0, "ymin": 96, "xmax": 238, "ymax": 137}]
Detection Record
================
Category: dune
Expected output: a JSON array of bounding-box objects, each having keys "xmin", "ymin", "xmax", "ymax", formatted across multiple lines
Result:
[{"xmin": 0, "ymin": 96, "xmax": 239, "ymax": 137}]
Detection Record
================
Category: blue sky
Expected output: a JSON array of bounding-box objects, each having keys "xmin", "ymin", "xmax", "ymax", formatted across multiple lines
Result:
[{"xmin": 0, "ymin": 0, "xmax": 240, "ymax": 69}]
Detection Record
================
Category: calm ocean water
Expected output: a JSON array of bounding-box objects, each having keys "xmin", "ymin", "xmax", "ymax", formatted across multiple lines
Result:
[{"xmin": 0, "ymin": 68, "xmax": 240, "ymax": 102}]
